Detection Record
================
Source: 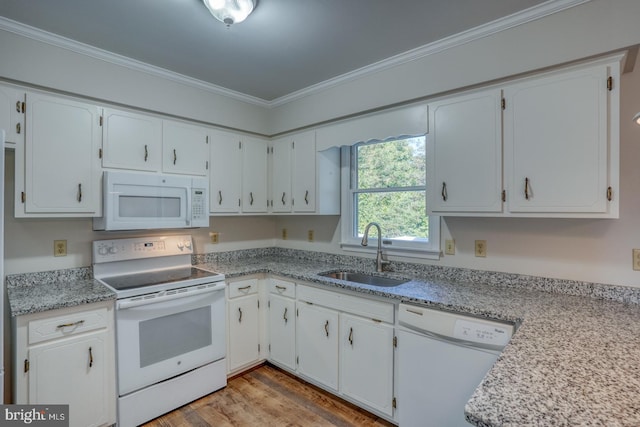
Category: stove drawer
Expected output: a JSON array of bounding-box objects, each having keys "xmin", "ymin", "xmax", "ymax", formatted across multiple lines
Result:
[
  {"xmin": 228, "ymin": 278, "xmax": 258, "ymax": 299},
  {"xmin": 28, "ymin": 306, "xmax": 110, "ymax": 345}
]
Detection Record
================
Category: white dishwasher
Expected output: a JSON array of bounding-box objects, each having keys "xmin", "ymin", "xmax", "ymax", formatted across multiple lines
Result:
[{"xmin": 397, "ymin": 303, "xmax": 514, "ymax": 427}]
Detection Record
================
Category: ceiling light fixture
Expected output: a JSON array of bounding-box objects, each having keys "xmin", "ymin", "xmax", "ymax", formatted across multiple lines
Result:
[
  {"xmin": 634, "ymin": 112, "xmax": 640, "ymax": 126},
  {"xmin": 203, "ymin": 0, "xmax": 255, "ymax": 26}
]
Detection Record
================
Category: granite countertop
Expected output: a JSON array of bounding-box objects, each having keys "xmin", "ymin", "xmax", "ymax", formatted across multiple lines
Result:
[
  {"xmin": 6, "ymin": 252, "xmax": 640, "ymax": 426},
  {"xmin": 196, "ymin": 255, "xmax": 640, "ymax": 427},
  {"xmin": 6, "ymin": 267, "xmax": 116, "ymax": 316}
]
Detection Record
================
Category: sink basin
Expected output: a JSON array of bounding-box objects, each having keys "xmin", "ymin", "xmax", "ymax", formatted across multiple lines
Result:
[{"xmin": 319, "ymin": 271, "xmax": 408, "ymax": 287}]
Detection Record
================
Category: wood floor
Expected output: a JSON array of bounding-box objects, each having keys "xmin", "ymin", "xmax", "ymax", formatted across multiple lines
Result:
[{"xmin": 143, "ymin": 364, "xmax": 394, "ymax": 427}]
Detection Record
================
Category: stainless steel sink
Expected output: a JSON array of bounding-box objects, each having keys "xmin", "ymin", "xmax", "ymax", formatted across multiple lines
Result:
[{"xmin": 318, "ymin": 270, "xmax": 408, "ymax": 287}]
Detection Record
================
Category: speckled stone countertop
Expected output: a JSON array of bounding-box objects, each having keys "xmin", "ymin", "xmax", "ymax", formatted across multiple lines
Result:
[
  {"xmin": 194, "ymin": 249, "xmax": 640, "ymax": 427},
  {"xmin": 6, "ymin": 267, "xmax": 116, "ymax": 316}
]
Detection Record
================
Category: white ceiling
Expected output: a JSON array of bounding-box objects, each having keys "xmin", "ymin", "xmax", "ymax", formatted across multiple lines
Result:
[{"xmin": 0, "ymin": 0, "xmax": 554, "ymax": 102}]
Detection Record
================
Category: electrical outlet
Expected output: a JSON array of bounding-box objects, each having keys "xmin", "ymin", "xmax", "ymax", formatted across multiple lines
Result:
[
  {"xmin": 54, "ymin": 240, "xmax": 67, "ymax": 257},
  {"xmin": 308, "ymin": 230, "xmax": 314, "ymax": 242},
  {"xmin": 209, "ymin": 232, "xmax": 219, "ymax": 244},
  {"xmin": 282, "ymin": 228, "xmax": 288, "ymax": 240},
  {"xmin": 633, "ymin": 249, "xmax": 640, "ymax": 271},
  {"xmin": 475, "ymin": 240, "xmax": 487, "ymax": 257},
  {"xmin": 445, "ymin": 239, "xmax": 455, "ymax": 255}
]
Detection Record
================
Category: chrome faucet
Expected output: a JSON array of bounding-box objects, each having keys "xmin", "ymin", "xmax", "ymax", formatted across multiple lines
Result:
[{"xmin": 361, "ymin": 222, "xmax": 390, "ymax": 272}]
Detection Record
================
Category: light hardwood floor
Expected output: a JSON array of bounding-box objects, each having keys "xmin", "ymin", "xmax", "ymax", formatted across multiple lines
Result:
[{"xmin": 143, "ymin": 364, "xmax": 395, "ymax": 427}]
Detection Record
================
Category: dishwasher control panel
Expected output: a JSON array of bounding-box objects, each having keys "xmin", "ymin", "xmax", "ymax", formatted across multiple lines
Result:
[{"xmin": 453, "ymin": 318, "xmax": 511, "ymax": 346}]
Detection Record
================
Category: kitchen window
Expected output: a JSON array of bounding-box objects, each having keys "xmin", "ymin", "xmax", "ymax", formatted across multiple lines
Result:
[{"xmin": 341, "ymin": 136, "xmax": 440, "ymax": 259}]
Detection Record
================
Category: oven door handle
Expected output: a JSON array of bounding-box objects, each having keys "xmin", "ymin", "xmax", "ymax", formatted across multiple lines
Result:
[{"xmin": 117, "ymin": 282, "xmax": 226, "ymax": 310}]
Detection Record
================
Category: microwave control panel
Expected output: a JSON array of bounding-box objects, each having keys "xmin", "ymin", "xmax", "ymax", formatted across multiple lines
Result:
[{"xmin": 191, "ymin": 188, "xmax": 207, "ymax": 222}]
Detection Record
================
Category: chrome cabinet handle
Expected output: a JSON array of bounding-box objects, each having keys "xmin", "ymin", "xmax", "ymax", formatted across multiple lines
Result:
[
  {"xmin": 57, "ymin": 320, "xmax": 85, "ymax": 329},
  {"xmin": 348, "ymin": 327, "xmax": 354, "ymax": 346},
  {"xmin": 173, "ymin": 149, "xmax": 177, "ymax": 165},
  {"xmin": 304, "ymin": 190, "xmax": 309, "ymax": 205},
  {"xmin": 250, "ymin": 192, "xmax": 254, "ymax": 205},
  {"xmin": 77, "ymin": 183, "xmax": 82, "ymax": 202},
  {"xmin": 89, "ymin": 346, "xmax": 94, "ymax": 368},
  {"xmin": 324, "ymin": 320, "xmax": 329, "ymax": 337},
  {"xmin": 238, "ymin": 307, "xmax": 243, "ymax": 323},
  {"xmin": 16, "ymin": 101, "xmax": 21, "ymax": 112},
  {"xmin": 281, "ymin": 192, "xmax": 286, "ymax": 205},
  {"xmin": 275, "ymin": 285, "xmax": 287, "ymax": 292},
  {"xmin": 218, "ymin": 190, "xmax": 222, "ymax": 205},
  {"xmin": 283, "ymin": 307, "xmax": 288, "ymax": 324},
  {"xmin": 524, "ymin": 177, "xmax": 531, "ymax": 200},
  {"xmin": 144, "ymin": 144, "xmax": 149, "ymax": 162},
  {"xmin": 238, "ymin": 285, "xmax": 251, "ymax": 291},
  {"xmin": 441, "ymin": 182, "xmax": 448, "ymax": 201}
]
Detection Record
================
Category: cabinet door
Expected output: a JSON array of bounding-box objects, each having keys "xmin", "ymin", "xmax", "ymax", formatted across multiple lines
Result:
[
  {"xmin": 29, "ymin": 331, "xmax": 112, "ymax": 427},
  {"xmin": 271, "ymin": 138, "xmax": 292, "ymax": 213},
  {"xmin": 210, "ymin": 129, "xmax": 241, "ymax": 213},
  {"xmin": 292, "ymin": 131, "xmax": 316, "ymax": 213},
  {"xmin": 242, "ymin": 137, "xmax": 268, "ymax": 213},
  {"xmin": 23, "ymin": 93, "xmax": 101, "ymax": 214},
  {"xmin": 296, "ymin": 303, "xmax": 339, "ymax": 391},
  {"xmin": 427, "ymin": 90, "xmax": 503, "ymax": 214},
  {"xmin": 268, "ymin": 294, "xmax": 296, "ymax": 370},
  {"xmin": 102, "ymin": 108, "xmax": 162, "ymax": 172},
  {"xmin": 228, "ymin": 294, "xmax": 260, "ymax": 372},
  {"xmin": 0, "ymin": 85, "xmax": 24, "ymax": 144},
  {"xmin": 162, "ymin": 120, "xmax": 209, "ymax": 176},
  {"xmin": 340, "ymin": 314, "xmax": 394, "ymax": 416},
  {"xmin": 504, "ymin": 63, "xmax": 611, "ymax": 214}
]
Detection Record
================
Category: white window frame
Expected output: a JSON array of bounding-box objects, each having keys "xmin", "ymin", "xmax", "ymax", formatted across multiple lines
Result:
[{"xmin": 340, "ymin": 138, "xmax": 440, "ymax": 260}]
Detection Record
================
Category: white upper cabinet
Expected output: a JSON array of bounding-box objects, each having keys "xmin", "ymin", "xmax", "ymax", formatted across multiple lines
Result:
[
  {"xmin": 210, "ymin": 129, "xmax": 242, "ymax": 213},
  {"xmin": 162, "ymin": 120, "xmax": 209, "ymax": 176},
  {"xmin": 270, "ymin": 138, "xmax": 293, "ymax": 213},
  {"xmin": 102, "ymin": 108, "xmax": 162, "ymax": 172},
  {"xmin": 0, "ymin": 85, "xmax": 25, "ymax": 145},
  {"xmin": 427, "ymin": 89, "xmax": 503, "ymax": 214},
  {"xmin": 268, "ymin": 130, "xmax": 340, "ymax": 215},
  {"xmin": 17, "ymin": 92, "xmax": 102, "ymax": 216},
  {"xmin": 291, "ymin": 131, "xmax": 316, "ymax": 213},
  {"xmin": 427, "ymin": 54, "xmax": 621, "ymax": 218},
  {"xmin": 242, "ymin": 136, "xmax": 269, "ymax": 213},
  {"xmin": 504, "ymin": 61, "xmax": 615, "ymax": 216}
]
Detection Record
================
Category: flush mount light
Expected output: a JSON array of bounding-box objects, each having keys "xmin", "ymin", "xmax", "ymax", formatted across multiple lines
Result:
[
  {"xmin": 634, "ymin": 112, "xmax": 640, "ymax": 125},
  {"xmin": 203, "ymin": 0, "xmax": 255, "ymax": 26}
]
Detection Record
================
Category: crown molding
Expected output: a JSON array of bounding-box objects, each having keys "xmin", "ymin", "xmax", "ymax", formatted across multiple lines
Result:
[
  {"xmin": 0, "ymin": 16, "xmax": 271, "ymax": 107},
  {"xmin": 270, "ymin": 0, "xmax": 591, "ymax": 107},
  {"xmin": 0, "ymin": 0, "xmax": 590, "ymax": 109}
]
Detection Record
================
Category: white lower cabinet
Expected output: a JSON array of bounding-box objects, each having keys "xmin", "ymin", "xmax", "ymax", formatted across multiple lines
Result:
[
  {"xmin": 267, "ymin": 279, "xmax": 296, "ymax": 370},
  {"xmin": 14, "ymin": 301, "xmax": 116, "ymax": 427},
  {"xmin": 227, "ymin": 278, "xmax": 262, "ymax": 374},
  {"xmin": 296, "ymin": 302, "xmax": 340, "ymax": 391},
  {"xmin": 295, "ymin": 284, "xmax": 396, "ymax": 420},
  {"xmin": 340, "ymin": 313, "xmax": 395, "ymax": 417}
]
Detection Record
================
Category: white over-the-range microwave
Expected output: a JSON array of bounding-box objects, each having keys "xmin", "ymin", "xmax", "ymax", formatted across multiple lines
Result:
[{"xmin": 93, "ymin": 170, "xmax": 209, "ymax": 231}]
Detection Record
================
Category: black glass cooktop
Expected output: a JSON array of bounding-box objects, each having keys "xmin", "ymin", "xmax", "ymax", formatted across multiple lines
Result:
[{"xmin": 100, "ymin": 267, "xmax": 220, "ymax": 291}]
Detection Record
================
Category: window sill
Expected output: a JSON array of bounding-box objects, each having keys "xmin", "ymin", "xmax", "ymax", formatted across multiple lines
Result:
[{"xmin": 340, "ymin": 242, "xmax": 441, "ymax": 261}]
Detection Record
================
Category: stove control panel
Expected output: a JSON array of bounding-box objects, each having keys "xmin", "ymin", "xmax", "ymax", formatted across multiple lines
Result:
[{"xmin": 93, "ymin": 235, "xmax": 195, "ymax": 263}]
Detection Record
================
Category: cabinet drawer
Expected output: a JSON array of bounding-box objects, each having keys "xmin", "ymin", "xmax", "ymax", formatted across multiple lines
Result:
[
  {"xmin": 297, "ymin": 285, "xmax": 394, "ymax": 324},
  {"xmin": 269, "ymin": 278, "xmax": 295, "ymax": 298},
  {"xmin": 28, "ymin": 307, "xmax": 109, "ymax": 345},
  {"xmin": 228, "ymin": 278, "xmax": 258, "ymax": 299}
]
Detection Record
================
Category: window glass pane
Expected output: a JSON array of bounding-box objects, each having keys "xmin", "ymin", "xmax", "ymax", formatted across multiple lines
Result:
[
  {"xmin": 356, "ymin": 137, "xmax": 425, "ymax": 189},
  {"xmin": 356, "ymin": 191, "xmax": 428, "ymax": 241}
]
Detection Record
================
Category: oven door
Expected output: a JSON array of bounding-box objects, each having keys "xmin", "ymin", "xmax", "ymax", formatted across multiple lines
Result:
[{"xmin": 115, "ymin": 283, "xmax": 225, "ymax": 396}]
